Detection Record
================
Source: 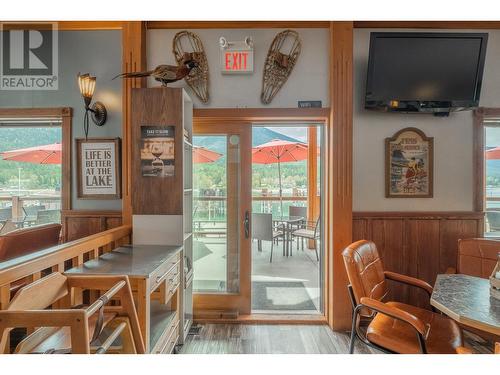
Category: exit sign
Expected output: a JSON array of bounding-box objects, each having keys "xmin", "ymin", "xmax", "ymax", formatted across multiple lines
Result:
[{"xmin": 220, "ymin": 37, "xmax": 254, "ymax": 74}]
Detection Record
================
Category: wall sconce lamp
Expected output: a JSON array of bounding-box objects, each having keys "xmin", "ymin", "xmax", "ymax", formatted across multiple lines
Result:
[{"xmin": 77, "ymin": 73, "xmax": 107, "ymax": 138}]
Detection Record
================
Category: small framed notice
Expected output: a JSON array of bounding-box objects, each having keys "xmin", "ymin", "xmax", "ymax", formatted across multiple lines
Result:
[
  {"xmin": 140, "ymin": 126, "xmax": 175, "ymax": 177},
  {"xmin": 76, "ymin": 138, "xmax": 121, "ymax": 199}
]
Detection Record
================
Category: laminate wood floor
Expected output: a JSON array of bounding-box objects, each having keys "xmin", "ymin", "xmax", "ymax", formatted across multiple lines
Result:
[
  {"xmin": 179, "ymin": 324, "xmax": 375, "ymax": 354},
  {"xmin": 179, "ymin": 324, "xmax": 495, "ymax": 354}
]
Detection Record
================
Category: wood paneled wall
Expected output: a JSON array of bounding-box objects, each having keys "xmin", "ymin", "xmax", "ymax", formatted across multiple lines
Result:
[
  {"xmin": 352, "ymin": 211, "xmax": 484, "ymax": 309},
  {"xmin": 61, "ymin": 210, "xmax": 123, "ymax": 242}
]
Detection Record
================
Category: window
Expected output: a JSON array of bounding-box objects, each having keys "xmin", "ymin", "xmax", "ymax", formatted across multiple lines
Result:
[
  {"xmin": 483, "ymin": 120, "xmax": 500, "ymax": 236},
  {"xmin": 0, "ymin": 108, "xmax": 71, "ymax": 236}
]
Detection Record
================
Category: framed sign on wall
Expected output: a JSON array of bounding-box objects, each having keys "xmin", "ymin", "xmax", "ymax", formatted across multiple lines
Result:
[
  {"xmin": 385, "ymin": 127, "xmax": 433, "ymax": 198},
  {"xmin": 76, "ymin": 138, "xmax": 121, "ymax": 199}
]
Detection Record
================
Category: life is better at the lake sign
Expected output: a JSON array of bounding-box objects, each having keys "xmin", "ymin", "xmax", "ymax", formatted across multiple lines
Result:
[
  {"xmin": 219, "ymin": 36, "xmax": 254, "ymax": 74},
  {"xmin": 77, "ymin": 138, "xmax": 121, "ymax": 199}
]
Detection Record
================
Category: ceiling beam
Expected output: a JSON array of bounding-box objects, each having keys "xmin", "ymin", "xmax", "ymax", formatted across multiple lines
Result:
[
  {"xmin": 146, "ymin": 21, "xmax": 329, "ymax": 29},
  {"xmin": 354, "ymin": 21, "xmax": 500, "ymax": 29}
]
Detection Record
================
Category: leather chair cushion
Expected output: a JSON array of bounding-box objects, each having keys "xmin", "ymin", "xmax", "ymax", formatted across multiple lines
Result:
[
  {"xmin": 367, "ymin": 301, "xmax": 463, "ymax": 354},
  {"xmin": 0, "ymin": 223, "xmax": 61, "ymax": 262},
  {"xmin": 342, "ymin": 240, "xmax": 388, "ymax": 310}
]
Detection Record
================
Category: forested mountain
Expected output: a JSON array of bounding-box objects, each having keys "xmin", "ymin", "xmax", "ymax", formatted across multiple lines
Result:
[{"xmin": 0, "ymin": 127, "xmax": 61, "ymax": 190}]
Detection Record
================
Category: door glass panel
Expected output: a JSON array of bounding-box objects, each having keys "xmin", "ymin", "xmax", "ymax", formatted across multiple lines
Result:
[
  {"xmin": 193, "ymin": 135, "xmax": 240, "ymax": 293},
  {"xmin": 251, "ymin": 124, "xmax": 324, "ymax": 314}
]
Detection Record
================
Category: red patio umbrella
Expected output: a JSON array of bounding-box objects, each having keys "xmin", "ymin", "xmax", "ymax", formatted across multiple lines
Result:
[
  {"xmin": 0, "ymin": 143, "xmax": 61, "ymax": 164},
  {"xmin": 252, "ymin": 139, "xmax": 308, "ymax": 215},
  {"xmin": 486, "ymin": 146, "xmax": 500, "ymax": 160},
  {"xmin": 193, "ymin": 146, "xmax": 223, "ymax": 163}
]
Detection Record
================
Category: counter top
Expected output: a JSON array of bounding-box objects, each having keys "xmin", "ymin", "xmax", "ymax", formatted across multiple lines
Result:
[{"xmin": 65, "ymin": 244, "xmax": 182, "ymax": 278}]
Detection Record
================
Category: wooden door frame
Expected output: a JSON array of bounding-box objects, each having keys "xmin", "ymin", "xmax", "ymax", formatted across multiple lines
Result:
[
  {"xmin": 0, "ymin": 107, "xmax": 72, "ymax": 211},
  {"xmin": 473, "ymin": 107, "xmax": 500, "ymax": 215},
  {"xmin": 193, "ymin": 109, "xmax": 330, "ymax": 323},
  {"xmin": 192, "ymin": 120, "xmax": 253, "ymax": 315},
  {"xmin": 119, "ymin": 21, "xmax": 354, "ymax": 329}
]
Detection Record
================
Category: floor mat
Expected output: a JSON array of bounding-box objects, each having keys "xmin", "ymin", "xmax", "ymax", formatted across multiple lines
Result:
[{"xmin": 251, "ymin": 281, "xmax": 316, "ymax": 311}]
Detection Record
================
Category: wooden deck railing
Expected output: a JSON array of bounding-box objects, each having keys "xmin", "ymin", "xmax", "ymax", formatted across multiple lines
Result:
[{"xmin": 0, "ymin": 225, "xmax": 132, "ymax": 310}]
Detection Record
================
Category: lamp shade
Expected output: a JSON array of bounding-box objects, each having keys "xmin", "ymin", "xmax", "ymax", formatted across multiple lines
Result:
[{"xmin": 77, "ymin": 73, "xmax": 96, "ymax": 104}]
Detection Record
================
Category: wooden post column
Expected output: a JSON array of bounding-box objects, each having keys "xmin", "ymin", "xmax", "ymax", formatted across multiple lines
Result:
[
  {"xmin": 307, "ymin": 126, "xmax": 318, "ymax": 249},
  {"xmin": 122, "ymin": 21, "xmax": 147, "ymax": 225},
  {"xmin": 326, "ymin": 22, "xmax": 354, "ymax": 331}
]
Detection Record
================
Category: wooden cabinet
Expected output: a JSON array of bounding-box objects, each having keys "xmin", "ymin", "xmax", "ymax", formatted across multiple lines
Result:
[
  {"xmin": 130, "ymin": 87, "xmax": 193, "ymax": 348},
  {"xmin": 66, "ymin": 245, "xmax": 182, "ymax": 353}
]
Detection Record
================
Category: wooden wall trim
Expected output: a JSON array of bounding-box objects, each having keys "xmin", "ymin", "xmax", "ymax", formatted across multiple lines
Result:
[
  {"xmin": 353, "ymin": 211, "xmax": 484, "ymax": 219},
  {"xmin": 61, "ymin": 210, "xmax": 123, "ymax": 242},
  {"xmin": 328, "ymin": 22, "xmax": 354, "ymax": 331},
  {"xmin": 194, "ymin": 108, "xmax": 330, "ymax": 122},
  {"xmin": 146, "ymin": 21, "xmax": 329, "ymax": 29},
  {"xmin": 0, "ymin": 107, "xmax": 72, "ymax": 212},
  {"xmin": 353, "ymin": 21, "xmax": 500, "ymax": 29},
  {"xmin": 353, "ymin": 211, "xmax": 484, "ymax": 309},
  {"xmin": 122, "ymin": 22, "xmax": 147, "ymax": 226},
  {"xmin": 0, "ymin": 21, "xmax": 123, "ymax": 30}
]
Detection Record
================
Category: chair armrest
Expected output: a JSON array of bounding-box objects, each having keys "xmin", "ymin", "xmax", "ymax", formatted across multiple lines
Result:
[
  {"xmin": 445, "ymin": 267, "xmax": 457, "ymax": 274},
  {"xmin": 359, "ymin": 297, "xmax": 428, "ymax": 337},
  {"xmin": 384, "ymin": 271, "xmax": 433, "ymax": 296}
]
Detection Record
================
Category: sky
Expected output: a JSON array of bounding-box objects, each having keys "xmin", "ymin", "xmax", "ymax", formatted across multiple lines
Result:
[
  {"xmin": 266, "ymin": 126, "xmax": 308, "ymax": 142},
  {"xmin": 486, "ymin": 127, "xmax": 500, "ymax": 148}
]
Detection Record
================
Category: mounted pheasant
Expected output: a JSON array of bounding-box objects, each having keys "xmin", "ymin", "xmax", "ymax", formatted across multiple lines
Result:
[{"xmin": 113, "ymin": 52, "xmax": 199, "ymax": 86}]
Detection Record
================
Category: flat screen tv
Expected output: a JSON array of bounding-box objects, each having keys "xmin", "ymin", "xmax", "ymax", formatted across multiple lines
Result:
[{"xmin": 365, "ymin": 32, "xmax": 488, "ymax": 115}]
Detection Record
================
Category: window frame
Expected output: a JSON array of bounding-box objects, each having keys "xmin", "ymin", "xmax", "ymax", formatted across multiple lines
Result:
[{"xmin": 0, "ymin": 107, "xmax": 72, "ymax": 211}]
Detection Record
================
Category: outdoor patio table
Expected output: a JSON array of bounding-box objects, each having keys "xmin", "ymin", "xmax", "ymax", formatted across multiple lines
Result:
[
  {"xmin": 430, "ymin": 274, "xmax": 500, "ymax": 337},
  {"xmin": 272, "ymin": 215, "xmax": 304, "ymax": 257}
]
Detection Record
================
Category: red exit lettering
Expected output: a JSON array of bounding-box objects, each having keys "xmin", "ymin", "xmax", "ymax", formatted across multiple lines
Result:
[{"xmin": 224, "ymin": 52, "xmax": 249, "ymax": 71}]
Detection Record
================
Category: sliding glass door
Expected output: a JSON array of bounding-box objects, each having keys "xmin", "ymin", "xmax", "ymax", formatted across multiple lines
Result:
[{"xmin": 192, "ymin": 122, "xmax": 252, "ymax": 315}]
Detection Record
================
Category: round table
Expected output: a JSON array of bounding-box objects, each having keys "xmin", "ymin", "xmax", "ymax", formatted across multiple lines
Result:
[{"xmin": 430, "ymin": 274, "xmax": 500, "ymax": 336}]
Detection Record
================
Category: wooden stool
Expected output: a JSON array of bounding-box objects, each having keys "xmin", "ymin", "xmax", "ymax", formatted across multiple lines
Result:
[{"xmin": 0, "ymin": 272, "xmax": 145, "ymax": 354}]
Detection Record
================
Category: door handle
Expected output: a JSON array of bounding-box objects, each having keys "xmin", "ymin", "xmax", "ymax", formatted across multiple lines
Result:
[{"xmin": 244, "ymin": 210, "xmax": 250, "ymax": 238}]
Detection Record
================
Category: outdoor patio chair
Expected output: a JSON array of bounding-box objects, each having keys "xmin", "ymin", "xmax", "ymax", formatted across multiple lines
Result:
[
  {"xmin": 23, "ymin": 205, "xmax": 46, "ymax": 226},
  {"xmin": 252, "ymin": 213, "xmax": 284, "ymax": 263},
  {"xmin": 292, "ymin": 217, "xmax": 320, "ymax": 261},
  {"xmin": 0, "ymin": 207, "xmax": 12, "ymax": 225},
  {"xmin": 486, "ymin": 211, "xmax": 500, "ymax": 232},
  {"xmin": 36, "ymin": 209, "xmax": 61, "ymax": 225},
  {"xmin": 288, "ymin": 206, "xmax": 307, "ymax": 250}
]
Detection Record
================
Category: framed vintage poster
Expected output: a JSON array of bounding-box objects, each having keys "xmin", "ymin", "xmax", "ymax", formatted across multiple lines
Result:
[
  {"xmin": 385, "ymin": 127, "xmax": 433, "ymax": 198},
  {"xmin": 76, "ymin": 138, "xmax": 121, "ymax": 199},
  {"xmin": 140, "ymin": 126, "xmax": 175, "ymax": 177}
]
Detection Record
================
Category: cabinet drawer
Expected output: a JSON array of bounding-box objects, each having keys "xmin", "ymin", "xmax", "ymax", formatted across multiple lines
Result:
[
  {"xmin": 154, "ymin": 316, "xmax": 179, "ymax": 354},
  {"xmin": 166, "ymin": 270, "xmax": 181, "ymax": 298},
  {"xmin": 150, "ymin": 252, "xmax": 181, "ymax": 293},
  {"xmin": 160, "ymin": 321, "xmax": 179, "ymax": 354}
]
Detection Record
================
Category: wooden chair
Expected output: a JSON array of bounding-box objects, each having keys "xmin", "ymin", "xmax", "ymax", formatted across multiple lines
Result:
[
  {"xmin": 447, "ymin": 238, "xmax": 500, "ymax": 278},
  {"xmin": 342, "ymin": 240, "xmax": 464, "ymax": 354},
  {"xmin": 446, "ymin": 238, "xmax": 500, "ymax": 343},
  {"xmin": 0, "ymin": 272, "xmax": 145, "ymax": 354}
]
